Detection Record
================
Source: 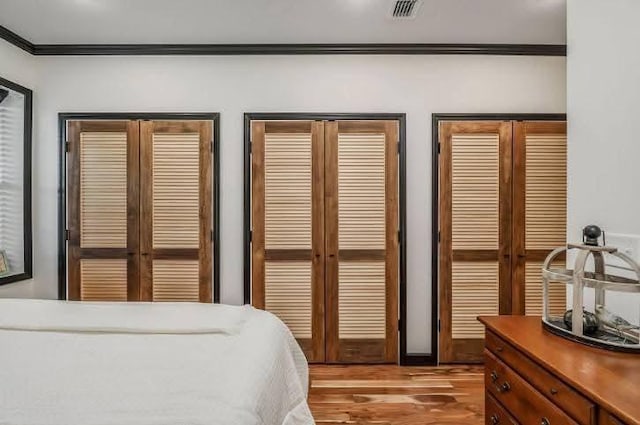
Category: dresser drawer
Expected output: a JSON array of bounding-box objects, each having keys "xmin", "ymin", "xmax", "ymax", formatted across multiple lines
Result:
[
  {"xmin": 485, "ymin": 350, "xmax": 579, "ymax": 425},
  {"xmin": 599, "ymin": 411, "xmax": 627, "ymax": 425},
  {"xmin": 486, "ymin": 331, "xmax": 596, "ymax": 425},
  {"xmin": 486, "ymin": 393, "xmax": 519, "ymax": 425}
]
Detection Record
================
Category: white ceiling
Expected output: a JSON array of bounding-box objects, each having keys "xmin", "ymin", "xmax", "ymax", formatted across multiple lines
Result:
[{"xmin": 0, "ymin": 0, "xmax": 566, "ymax": 45}]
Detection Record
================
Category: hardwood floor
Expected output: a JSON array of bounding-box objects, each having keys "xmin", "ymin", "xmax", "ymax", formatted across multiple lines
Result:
[{"xmin": 309, "ymin": 365, "xmax": 484, "ymax": 425}]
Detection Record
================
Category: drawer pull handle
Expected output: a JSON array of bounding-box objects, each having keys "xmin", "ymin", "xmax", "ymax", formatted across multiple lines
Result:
[
  {"xmin": 541, "ymin": 418, "xmax": 550, "ymax": 425},
  {"xmin": 497, "ymin": 382, "xmax": 511, "ymax": 393},
  {"xmin": 496, "ymin": 346, "xmax": 504, "ymax": 352},
  {"xmin": 550, "ymin": 388, "xmax": 558, "ymax": 395},
  {"xmin": 490, "ymin": 371, "xmax": 499, "ymax": 382},
  {"xmin": 490, "ymin": 414, "xmax": 500, "ymax": 425}
]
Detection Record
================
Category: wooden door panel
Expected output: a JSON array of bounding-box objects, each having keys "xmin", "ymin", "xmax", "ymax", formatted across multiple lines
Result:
[
  {"xmin": 79, "ymin": 259, "xmax": 128, "ymax": 301},
  {"xmin": 67, "ymin": 120, "xmax": 140, "ymax": 301},
  {"xmin": 513, "ymin": 121, "xmax": 567, "ymax": 315},
  {"xmin": 325, "ymin": 120, "xmax": 398, "ymax": 364},
  {"xmin": 439, "ymin": 121, "xmax": 512, "ymax": 363},
  {"xmin": 251, "ymin": 120, "xmax": 326, "ymax": 363},
  {"xmin": 140, "ymin": 120, "xmax": 212, "ymax": 302}
]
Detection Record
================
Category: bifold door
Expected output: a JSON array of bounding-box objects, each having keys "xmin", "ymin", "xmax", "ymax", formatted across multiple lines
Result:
[
  {"xmin": 67, "ymin": 121, "xmax": 140, "ymax": 301},
  {"xmin": 251, "ymin": 121, "xmax": 326, "ymax": 362},
  {"xmin": 438, "ymin": 119, "xmax": 567, "ymax": 363},
  {"xmin": 324, "ymin": 121, "xmax": 399, "ymax": 363},
  {"xmin": 250, "ymin": 119, "xmax": 399, "ymax": 364},
  {"xmin": 67, "ymin": 119, "xmax": 213, "ymax": 302},
  {"xmin": 438, "ymin": 121, "xmax": 513, "ymax": 363},
  {"xmin": 512, "ymin": 121, "xmax": 567, "ymax": 316}
]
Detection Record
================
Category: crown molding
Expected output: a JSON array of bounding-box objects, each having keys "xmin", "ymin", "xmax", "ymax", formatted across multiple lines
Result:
[
  {"xmin": 0, "ymin": 25, "xmax": 566, "ymax": 57},
  {"xmin": 0, "ymin": 24, "xmax": 36, "ymax": 54},
  {"xmin": 33, "ymin": 43, "xmax": 566, "ymax": 56}
]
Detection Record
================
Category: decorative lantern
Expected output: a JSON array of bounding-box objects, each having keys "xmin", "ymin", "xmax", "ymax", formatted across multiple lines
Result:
[{"xmin": 542, "ymin": 225, "xmax": 640, "ymax": 353}]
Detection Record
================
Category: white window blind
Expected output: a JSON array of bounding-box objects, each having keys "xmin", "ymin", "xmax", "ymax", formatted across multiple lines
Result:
[{"xmin": 0, "ymin": 83, "xmax": 26, "ymax": 280}]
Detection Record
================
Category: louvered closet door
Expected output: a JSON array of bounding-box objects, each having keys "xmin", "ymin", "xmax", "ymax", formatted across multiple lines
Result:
[
  {"xmin": 140, "ymin": 121, "xmax": 213, "ymax": 302},
  {"xmin": 439, "ymin": 121, "xmax": 512, "ymax": 363},
  {"xmin": 513, "ymin": 121, "xmax": 567, "ymax": 316},
  {"xmin": 67, "ymin": 121, "xmax": 140, "ymax": 301},
  {"xmin": 325, "ymin": 121, "xmax": 399, "ymax": 363},
  {"xmin": 251, "ymin": 121, "xmax": 326, "ymax": 363}
]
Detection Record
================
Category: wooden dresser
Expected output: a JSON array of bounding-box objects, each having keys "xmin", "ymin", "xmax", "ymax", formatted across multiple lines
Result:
[{"xmin": 479, "ymin": 316, "xmax": 640, "ymax": 425}]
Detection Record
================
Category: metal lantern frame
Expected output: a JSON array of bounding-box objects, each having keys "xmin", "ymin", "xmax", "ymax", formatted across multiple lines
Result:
[{"xmin": 542, "ymin": 244, "xmax": 640, "ymax": 353}]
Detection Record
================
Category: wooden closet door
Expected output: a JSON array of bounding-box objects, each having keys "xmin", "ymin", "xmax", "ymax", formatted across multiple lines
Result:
[
  {"xmin": 67, "ymin": 121, "xmax": 140, "ymax": 301},
  {"xmin": 251, "ymin": 121, "xmax": 326, "ymax": 363},
  {"xmin": 325, "ymin": 120, "xmax": 399, "ymax": 363},
  {"xmin": 439, "ymin": 121, "xmax": 512, "ymax": 363},
  {"xmin": 512, "ymin": 121, "xmax": 567, "ymax": 315},
  {"xmin": 140, "ymin": 121, "xmax": 212, "ymax": 302}
]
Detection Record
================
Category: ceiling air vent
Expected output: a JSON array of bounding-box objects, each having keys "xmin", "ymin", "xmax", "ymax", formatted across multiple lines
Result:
[{"xmin": 391, "ymin": 0, "xmax": 422, "ymax": 19}]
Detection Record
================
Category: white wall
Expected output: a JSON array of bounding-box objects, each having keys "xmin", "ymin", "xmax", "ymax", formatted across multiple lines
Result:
[
  {"xmin": 0, "ymin": 40, "xmax": 38, "ymax": 298},
  {"xmin": 567, "ymin": 0, "xmax": 640, "ymax": 321},
  {"xmin": 36, "ymin": 55, "xmax": 566, "ymax": 353},
  {"xmin": 1, "ymin": 49, "xmax": 566, "ymax": 353}
]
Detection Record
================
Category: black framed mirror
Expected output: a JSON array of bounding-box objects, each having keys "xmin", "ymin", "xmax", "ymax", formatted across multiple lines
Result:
[{"xmin": 0, "ymin": 76, "xmax": 32, "ymax": 285}]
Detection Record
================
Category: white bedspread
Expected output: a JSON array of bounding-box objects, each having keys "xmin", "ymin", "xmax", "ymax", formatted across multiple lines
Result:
[{"xmin": 0, "ymin": 299, "xmax": 315, "ymax": 425}]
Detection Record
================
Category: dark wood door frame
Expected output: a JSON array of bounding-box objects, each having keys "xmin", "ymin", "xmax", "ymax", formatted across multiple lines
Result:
[
  {"xmin": 243, "ymin": 113, "xmax": 412, "ymax": 364},
  {"xmin": 431, "ymin": 113, "xmax": 566, "ymax": 364},
  {"xmin": 58, "ymin": 112, "xmax": 221, "ymax": 302}
]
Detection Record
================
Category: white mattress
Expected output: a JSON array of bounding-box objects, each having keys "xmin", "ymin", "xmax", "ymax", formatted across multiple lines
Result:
[{"xmin": 0, "ymin": 299, "xmax": 315, "ymax": 425}]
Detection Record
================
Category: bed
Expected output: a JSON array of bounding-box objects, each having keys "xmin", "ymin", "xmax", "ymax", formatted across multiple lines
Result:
[{"xmin": 0, "ymin": 299, "xmax": 314, "ymax": 425}]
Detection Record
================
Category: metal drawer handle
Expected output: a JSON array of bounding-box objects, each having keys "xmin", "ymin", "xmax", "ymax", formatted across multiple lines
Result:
[
  {"xmin": 496, "ymin": 346, "xmax": 504, "ymax": 352},
  {"xmin": 490, "ymin": 371, "xmax": 499, "ymax": 382},
  {"xmin": 497, "ymin": 382, "xmax": 511, "ymax": 393},
  {"xmin": 490, "ymin": 414, "xmax": 500, "ymax": 425},
  {"xmin": 541, "ymin": 418, "xmax": 550, "ymax": 425},
  {"xmin": 550, "ymin": 388, "xmax": 558, "ymax": 395}
]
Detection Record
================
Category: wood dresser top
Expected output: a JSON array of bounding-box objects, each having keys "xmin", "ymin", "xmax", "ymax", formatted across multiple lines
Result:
[{"xmin": 479, "ymin": 316, "xmax": 640, "ymax": 425}]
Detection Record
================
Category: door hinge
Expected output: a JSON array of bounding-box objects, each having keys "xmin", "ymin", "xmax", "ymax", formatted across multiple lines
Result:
[
  {"xmin": 398, "ymin": 229, "xmax": 402, "ymax": 244},
  {"xmin": 397, "ymin": 141, "xmax": 401, "ymax": 154},
  {"xmin": 248, "ymin": 141, "xmax": 252, "ymax": 155},
  {"xmin": 438, "ymin": 231, "xmax": 441, "ymax": 243},
  {"xmin": 65, "ymin": 229, "xmax": 70, "ymax": 240},
  {"xmin": 438, "ymin": 319, "xmax": 441, "ymax": 333},
  {"xmin": 398, "ymin": 319, "xmax": 401, "ymax": 331},
  {"xmin": 65, "ymin": 141, "xmax": 70, "ymax": 153},
  {"xmin": 437, "ymin": 142, "xmax": 441, "ymax": 154},
  {"xmin": 210, "ymin": 140, "xmax": 214, "ymax": 153},
  {"xmin": 249, "ymin": 230, "xmax": 252, "ymax": 243}
]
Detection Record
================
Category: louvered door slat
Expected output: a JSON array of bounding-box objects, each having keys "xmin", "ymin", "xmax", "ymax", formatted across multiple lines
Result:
[
  {"xmin": 265, "ymin": 262, "xmax": 312, "ymax": 338},
  {"xmin": 152, "ymin": 260, "xmax": 200, "ymax": 301},
  {"xmin": 526, "ymin": 134, "xmax": 567, "ymax": 249},
  {"xmin": 152, "ymin": 134, "xmax": 200, "ymax": 249},
  {"xmin": 265, "ymin": 134, "xmax": 312, "ymax": 250},
  {"xmin": 80, "ymin": 134, "xmax": 127, "ymax": 248},
  {"xmin": 338, "ymin": 134, "xmax": 386, "ymax": 250},
  {"xmin": 451, "ymin": 134, "xmax": 499, "ymax": 250},
  {"xmin": 451, "ymin": 262, "xmax": 499, "ymax": 338},
  {"xmin": 338, "ymin": 262, "xmax": 386, "ymax": 339},
  {"xmin": 80, "ymin": 259, "xmax": 128, "ymax": 301}
]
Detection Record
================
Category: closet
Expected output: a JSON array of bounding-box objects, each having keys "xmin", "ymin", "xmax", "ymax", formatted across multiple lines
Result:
[
  {"xmin": 66, "ymin": 119, "xmax": 213, "ymax": 302},
  {"xmin": 438, "ymin": 119, "xmax": 567, "ymax": 363},
  {"xmin": 250, "ymin": 119, "xmax": 399, "ymax": 363}
]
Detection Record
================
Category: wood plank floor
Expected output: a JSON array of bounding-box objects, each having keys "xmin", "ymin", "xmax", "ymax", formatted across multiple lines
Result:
[{"xmin": 309, "ymin": 365, "xmax": 484, "ymax": 425}]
